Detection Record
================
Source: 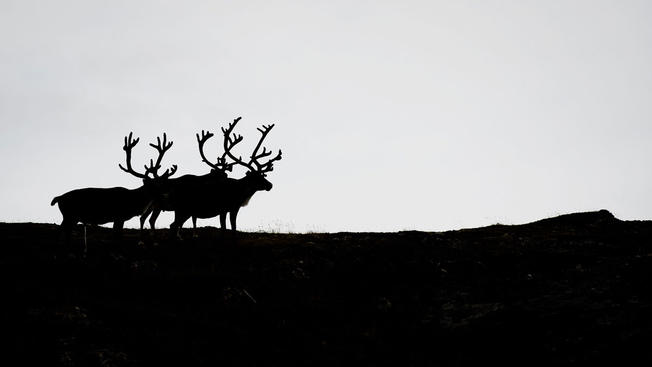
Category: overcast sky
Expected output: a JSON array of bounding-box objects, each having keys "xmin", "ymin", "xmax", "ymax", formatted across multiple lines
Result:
[{"xmin": 2, "ymin": 1, "xmax": 652, "ymax": 232}]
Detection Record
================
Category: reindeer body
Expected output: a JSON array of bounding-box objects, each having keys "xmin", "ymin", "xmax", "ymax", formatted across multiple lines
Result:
[
  {"xmin": 139, "ymin": 170, "xmax": 228, "ymax": 230},
  {"xmin": 170, "ymin": 171, "xmax": 272, "ymax": 234},
  {"xmin": 52, "ymin": 186, "xmax": 152, "ymax": 226}
]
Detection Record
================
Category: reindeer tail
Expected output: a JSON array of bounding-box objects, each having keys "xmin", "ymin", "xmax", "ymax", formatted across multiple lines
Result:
[{"xmin": 50, "ymin": 196, "xmax": 60, "ymax": 206}]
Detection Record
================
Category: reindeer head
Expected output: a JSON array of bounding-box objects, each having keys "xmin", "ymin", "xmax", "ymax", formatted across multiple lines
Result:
[
  {"xmin": 118, "ymin": 132, "xmax": 178, "ymax": 189},
  {"xmin": 221, "ymin": 117, "xmax": 282, "ymax": 191}
]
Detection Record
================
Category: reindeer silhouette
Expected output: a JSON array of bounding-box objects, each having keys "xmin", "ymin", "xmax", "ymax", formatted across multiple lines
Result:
[
  {"xmin": 170, "ymin": 117, "xmax": 282, "ymax": 237},
  {"xmin": 138, "ymin": 124, "xmax": 239, "ymax": 234},
  {"xmin": 50, "ymin": 132, "xmax": 177, "ymax": 250}
]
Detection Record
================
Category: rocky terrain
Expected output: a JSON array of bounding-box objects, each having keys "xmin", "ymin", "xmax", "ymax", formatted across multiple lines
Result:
[{"xmin": 2, "ymin": 210, "xmax": 651, "ymax": 366}]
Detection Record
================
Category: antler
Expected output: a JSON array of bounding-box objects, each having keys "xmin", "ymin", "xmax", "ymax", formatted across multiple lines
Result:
[
  {"xmin": 118, "ymin": 132, "xmax": 177, "ymax": 180},
  {"xmin": 148, "ymin": 133, "xmax": 177, "ymax": 179},
  {"xmin": 257, "ymin": 148, "xmax": 282, "ymax": 174},
  {"xmin": 221, "ymin": 117, "xmax": 254, "ymax": 171},
  {"xmin": 250, "ymin": 124, "xmax": 282, "ymax": 174},
  {"xmin": 197, "ymin": 128, "xmax": 240, "ymax": 172},
  {"xmin": 119, "ymin": 132, "xmax": 150, "ymax": 179},
  {"xmin": 221, "ymin": 117, "xmax": 282, "ymax": 175}
]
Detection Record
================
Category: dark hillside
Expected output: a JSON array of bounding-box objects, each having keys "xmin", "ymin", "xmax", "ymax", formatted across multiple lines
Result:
[{"xmin": 2, "ymin": 210, "xmax": 652, "ymax": 366}]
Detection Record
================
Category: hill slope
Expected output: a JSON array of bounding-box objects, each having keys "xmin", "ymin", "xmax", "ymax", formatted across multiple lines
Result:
[{"xmin": 2, "ymin": 210, "xmax": 652, "ymax": 366}]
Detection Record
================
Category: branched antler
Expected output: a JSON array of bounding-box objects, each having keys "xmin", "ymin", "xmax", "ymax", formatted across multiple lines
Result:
[
  {"xmin": 119, "ymin": 132, "xmax": 149, "ymax": 179},
  {"xmin": 221, "ymin": 117, "xmax": 282, "ymax": 175},
  {"xmin": 221, "ymin": 117, "xmax": 253, "ymax": 171},
  {"xmin": 258, "ymin": 149, "xmax": 282, "ymax": 174},
  {"xmin": 147, "ymin": 133, "xmax": 177, "ymax": 179},
  {"xmin": 197, "ymin": 120, "xmax": 242, "ymax": 172},
  {"xmin": 119, "ymin": 132, "xmax": 177, "ymax": 180},
  {"xmin": 250, "ymin": 124, "xmax": 282, "ymax": 174},
  {"xmin": 197, "ymin": 129, "xmax": 217, "ymax": 170}
]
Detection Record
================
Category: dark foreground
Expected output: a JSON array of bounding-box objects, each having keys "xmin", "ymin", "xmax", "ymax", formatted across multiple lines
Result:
[{"xmin": 2, "ymin": 210, "xmax": 652, "ymax": 366}]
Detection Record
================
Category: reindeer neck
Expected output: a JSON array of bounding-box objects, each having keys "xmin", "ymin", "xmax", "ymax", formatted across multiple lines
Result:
[
  {"xmin": 239, "ymin": 175, "xmax": 262, "ymax": 195},
  {"xmin": 130, "ymin": 184, "xmax": 157, "ymax": 204}
]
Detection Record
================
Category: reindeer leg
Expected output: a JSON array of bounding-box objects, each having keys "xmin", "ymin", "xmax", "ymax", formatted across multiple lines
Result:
[
  {"xmin": 139, "ymin": 208, "xmax": 150, "ymax": 231},
  {"xmin": 229, "ymin": 209, "xmax": 239, "ymax": 232},
  {"xmin": 227, "ymin": 210, "xmax": 240, "ymax": 245},
  {"xmin": 149, "ymin": 209, "xmax": 161, "ymax": 231},
  {"xmin": 192, "ymin": 216, "xmax": 198, "ymax": 238},
  {"xmin": 56, "ymin": 218, "xmax": 76, "ymax": 259},
  {"xmin": 60, "ymin": 218, "xmax": 73, "ymax": 247},
  {"xmin": 171, "ymin": 212, "xmax": 190, "ymax": 241},
  {"xmin": 219, "ymin": 213, "xmax": 227, "ymax": 231}
]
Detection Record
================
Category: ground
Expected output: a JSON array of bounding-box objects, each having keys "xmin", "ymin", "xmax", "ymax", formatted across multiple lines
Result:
[{"xmin": 1, "ymin": 210, "xmax": 651, "ymax": 366}]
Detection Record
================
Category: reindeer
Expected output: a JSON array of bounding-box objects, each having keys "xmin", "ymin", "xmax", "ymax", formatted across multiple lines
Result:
[
  {"xmin": 169, "ymin": 117, "xmax": 282, "ymax": 237},
  {"xmin": 138, "ymin": 125, "xmax": 239, "ymax": 233},
  {"xmin": 50, "ymin": 132, "xmax": 177, "ymax": 249}
]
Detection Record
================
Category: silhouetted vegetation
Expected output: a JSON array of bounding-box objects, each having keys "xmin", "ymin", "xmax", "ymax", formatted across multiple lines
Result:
[{"xmin": 2, "ymin": 210, "xmax": 651, "ymax": 366}]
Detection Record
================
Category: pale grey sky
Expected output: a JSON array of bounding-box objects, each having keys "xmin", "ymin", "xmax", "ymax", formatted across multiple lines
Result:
[{"xmin": 1, "ymin": 1, "xmax": 651, "ymax": 232}]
